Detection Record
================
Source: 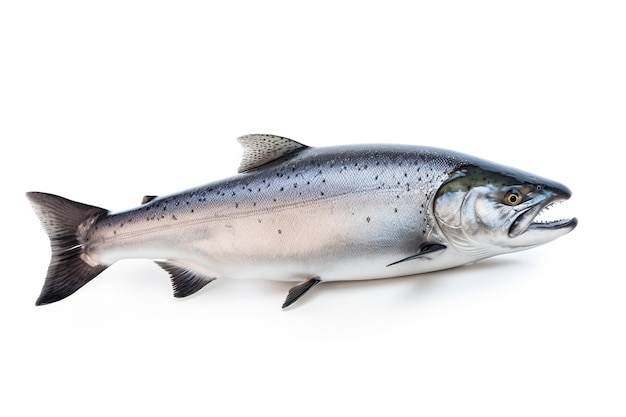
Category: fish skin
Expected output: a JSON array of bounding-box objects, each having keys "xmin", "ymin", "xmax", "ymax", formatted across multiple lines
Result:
[{"xmin": 26, "ymin": 135, "xmax": 577, "ymax": 307}]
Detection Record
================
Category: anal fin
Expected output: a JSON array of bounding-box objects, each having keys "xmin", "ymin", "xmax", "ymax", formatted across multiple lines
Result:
[
  {"xmin": 282, "ymin": 278, "xmax": 321, "ymax": 309},
  {"xmin": 387, "ymin": 243, "xmax": 447, "ymax": 267},
  {"xmin": 155, "ymin": 261, "xmax": 216, "ymax": 298}
]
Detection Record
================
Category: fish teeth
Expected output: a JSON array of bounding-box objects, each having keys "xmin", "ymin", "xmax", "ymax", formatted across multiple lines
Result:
[{"xmin": 534, "ymin": 200, "xmax": 572, "ymax": 224}]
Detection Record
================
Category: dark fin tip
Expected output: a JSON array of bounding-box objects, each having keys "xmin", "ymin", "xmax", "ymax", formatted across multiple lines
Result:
[
  {"xmin": 387, "ymin": 243, "xmax": 447, "ymax": 267},
  {"xmin": 282, "ymin": 278, "xmax": 321, "ymax": 309},
  {"xmin": 155, "ymin": 261, "xmax": 216, "ymax": 298},
  {"xmin": 35, "ymin": 256, "xmax": 107, "ymax": 305}
]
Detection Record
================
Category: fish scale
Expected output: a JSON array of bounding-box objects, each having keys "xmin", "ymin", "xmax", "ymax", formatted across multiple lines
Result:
[{"xmin": 26, "ymin": 134, "xmax": 577, "ymax": 308}]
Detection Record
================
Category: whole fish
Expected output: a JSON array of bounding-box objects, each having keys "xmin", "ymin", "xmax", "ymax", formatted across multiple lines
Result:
[{"xmin": 27, "ymin": 134, "xmax": 577, "ymax": 308}]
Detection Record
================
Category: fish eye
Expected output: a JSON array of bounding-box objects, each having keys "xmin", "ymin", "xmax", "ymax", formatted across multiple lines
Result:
[
  {"xmin": 536, "ymin": 184, "xmax": 543, "ymax": 192},
  {"xmin": 504, "ymin": 189, "xmax": 523, "ymax": 206}
]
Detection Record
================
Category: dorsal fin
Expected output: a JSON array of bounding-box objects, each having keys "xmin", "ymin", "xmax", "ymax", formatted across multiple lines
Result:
[{"xmin": 237, "ymin": 134, "xmax": 308, "ymax": 173}]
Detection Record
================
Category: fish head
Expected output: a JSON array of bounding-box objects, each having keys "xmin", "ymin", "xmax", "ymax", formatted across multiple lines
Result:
[{"xmin": 433, "ymin": 163, "xmax": 577, "ymax": 256}]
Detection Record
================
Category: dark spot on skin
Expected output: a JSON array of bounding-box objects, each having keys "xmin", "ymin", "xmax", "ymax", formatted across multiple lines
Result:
[
  {"xmin": 321, "ymin": 192, "xmax": 325, "ymax": 196},
  {"xmin": 258, "ymin": 219, "xmax": 262, "ymax": 223},
  {"xmin": 191, "ymin": 209, "xmax": 194, "ymax": 213},
  {"xmin": 280, "ymin": 187, "xmax": 284, "ymax": 192},
  {"xmin": 113, "ymin": 230, "xmax": 117, "ymax": 235},
  {"xmin": 366, "ymin": 217, "xmax": 371, "ymax": 223},
  {"xmin": 273, "ymin": 198, "xmax": 277, "ymax": 202},
  {"xmin": 278, "ymin": 229, "xmax": 282, "ymax": 234},
  {"xmin": 253, "ymin": 202, "xmax": 257, "ymax": 207},
  {"xmin": 235, "ymin": 203, "xmax": 239, "ymax": 208},
  {"xmin": 394, "ymin": 208, "xmax": 398, "ymax": 213},
  {"xmin": 172, "ymin": 215, "xmax": 177, "ymax": 220}
]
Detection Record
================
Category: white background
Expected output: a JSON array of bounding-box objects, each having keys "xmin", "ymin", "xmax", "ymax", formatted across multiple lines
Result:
[{"xmin": 1, "ymin": 1, "xmax": 624, "ymax": 416}]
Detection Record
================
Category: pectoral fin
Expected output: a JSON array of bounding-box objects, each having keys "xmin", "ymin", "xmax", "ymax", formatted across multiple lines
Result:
[
  {"xmin": 155, "ymin": 261, "xmax": 216, "ymax": 298},
  {"xmin": 387, "ymin": 243, "xmax": 447, "ymax": 267},
  {"xmin": 282, "ymin": 278, "xmax": 321, "ymax": 309}
]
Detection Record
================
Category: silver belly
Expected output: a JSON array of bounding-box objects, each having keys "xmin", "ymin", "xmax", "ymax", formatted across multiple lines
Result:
[{"xmin": 90, "ymin": 190, "xmax": 469, "ymax": 282}]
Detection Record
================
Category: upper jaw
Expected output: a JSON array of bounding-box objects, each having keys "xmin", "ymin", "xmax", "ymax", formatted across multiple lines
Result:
[{"xmin": 508, "ymin": 187, "xmax": 577, "ymax": 240}]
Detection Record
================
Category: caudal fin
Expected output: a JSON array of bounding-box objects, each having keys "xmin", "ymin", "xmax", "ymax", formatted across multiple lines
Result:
[{"xmin": 26, "ymin": 192, "xmax": 109, "ymax": 305}]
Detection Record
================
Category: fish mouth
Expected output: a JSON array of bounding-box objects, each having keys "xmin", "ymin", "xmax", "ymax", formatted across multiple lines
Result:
[{"xmin": 509, "ymin": 194, "xmax": 577, "ymax": 239}]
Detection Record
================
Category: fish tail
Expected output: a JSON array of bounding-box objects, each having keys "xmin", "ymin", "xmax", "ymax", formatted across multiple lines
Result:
[{"xmin": 26, "ymin": 192, "xmax": 109, "ymax": 305}]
